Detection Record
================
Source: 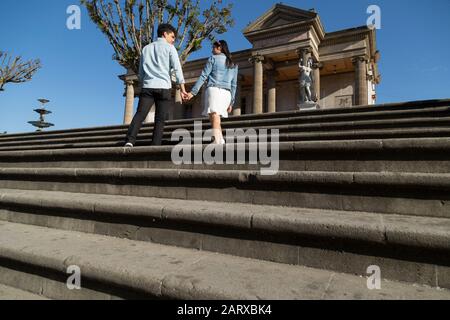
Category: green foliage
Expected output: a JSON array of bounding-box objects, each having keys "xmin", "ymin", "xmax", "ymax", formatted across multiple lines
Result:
[{"xmin": 80, "ymin": 0, "xmax": 234, "ymax": 73}]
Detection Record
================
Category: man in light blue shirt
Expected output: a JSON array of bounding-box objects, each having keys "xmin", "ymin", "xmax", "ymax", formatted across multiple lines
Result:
[{"xmin": 125, "ymin": 24, "xmax": 187, "ymax": 147}]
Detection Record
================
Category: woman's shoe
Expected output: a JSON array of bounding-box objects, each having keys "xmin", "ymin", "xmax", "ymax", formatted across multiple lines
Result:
[{"xmin": 212, "ymin": 136, "xmax": 225, "ymax": 145}]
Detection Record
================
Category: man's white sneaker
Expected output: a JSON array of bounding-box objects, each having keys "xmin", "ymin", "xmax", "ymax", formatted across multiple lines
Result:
[{"xmin": 124, "ymin": 143, "xmax": 133, "ymax": 148}]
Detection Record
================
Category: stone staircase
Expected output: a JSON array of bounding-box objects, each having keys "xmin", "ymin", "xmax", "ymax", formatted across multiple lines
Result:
[{"xmin": 0, "ymin": 99, "xmax": 449, "ymax": 300}]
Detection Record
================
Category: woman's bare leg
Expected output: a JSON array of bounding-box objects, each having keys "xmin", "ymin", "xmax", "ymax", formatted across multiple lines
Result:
[{"xmin": 209, "ymin": 112, "xmax": 223, "ymax": 144}]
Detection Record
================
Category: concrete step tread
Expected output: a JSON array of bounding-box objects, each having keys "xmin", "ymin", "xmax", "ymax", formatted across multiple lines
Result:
[
  {"xmin": 1, "ymin": 189, "xmax": 449, "ymax": 251},
  {"xmin": 2, "ymin": 127, "xmax": 450, "ymax": 152},
  {"xmin": 1, "ymin": 98, "xmax": 448, "ymax": 141},
  {"xmin": 1, "ymin": 167, "xmax": 450, "ymax": 189},
  {"xmin": 0, "ymin": 220, "xmax": 449, "ymax": 299},
  {"xmin": 0, "ymin": 283, "xmax": 49, "ymax": 300},
  {"xmin": 2, "ymin": 114, "xmax": 450, "ymax": 147},
  {"xmin": 0, "ymin": 138, "xmax": 449, "ymax": 159},
  {"xmin": 0, "ymin": 105, "xmax": 446, "ymax": 142}
]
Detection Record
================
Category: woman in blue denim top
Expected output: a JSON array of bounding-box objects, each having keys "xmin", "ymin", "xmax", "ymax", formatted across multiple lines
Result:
[{"xmin": 186, "ymin": 40, "xmax": 238, "ymax": 144}]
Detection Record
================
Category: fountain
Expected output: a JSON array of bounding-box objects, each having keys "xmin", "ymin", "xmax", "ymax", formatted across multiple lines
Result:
[{"xmin": 28, "ymin": 99, "xmax": 54, "ymax": 131}]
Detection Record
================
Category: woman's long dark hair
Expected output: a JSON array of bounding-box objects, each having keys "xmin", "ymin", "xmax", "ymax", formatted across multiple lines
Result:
[{"xmin": 214, "ymin": 40, "xmax": 235, "ymax": 69}]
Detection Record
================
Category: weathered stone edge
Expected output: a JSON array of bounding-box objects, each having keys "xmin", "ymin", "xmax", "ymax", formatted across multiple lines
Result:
[
  {"xmin": 2, "ymin": 98, "xmax": 449, "ymax": 140},
  {"xmin": 0, "ymin": 190, "xmax": 449, "ymax": 251},
  {"xmin": 1, "ymin": 168, "xmax": 449, "ymax": 190},
  {"xmin": 1, "ymin": 109, "xmax": 449, "ymax": 146},
  {"xmin": 1, "ymin": 138, "xmax": 450, "ymax": 159}
]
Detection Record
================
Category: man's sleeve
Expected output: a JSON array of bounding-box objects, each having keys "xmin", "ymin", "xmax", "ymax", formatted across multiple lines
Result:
[
  {"xmin": 169, "ymin": 45, "xmax": 185, "ymax": 85},
  {"xmin": 139, "ymin": 50, "xmax": 144, "ymax": 83},
  {"xmin": 191, "ymin": 56, "xmax": 214, "ymax": 96}
]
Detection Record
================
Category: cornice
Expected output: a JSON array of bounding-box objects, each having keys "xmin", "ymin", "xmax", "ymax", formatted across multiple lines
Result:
[
  {"xmin": 245, "ymin": 20, "xmax": 313, "ymax": 42},
  {"xmin": 321, "ymin": 32, "xmax": 369, "ymax": 47}
]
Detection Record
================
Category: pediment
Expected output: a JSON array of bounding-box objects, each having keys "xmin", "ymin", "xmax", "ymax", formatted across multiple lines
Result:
[{"xmin": 244, "ymin": 4, "xmax": 317, "ymax": 34}]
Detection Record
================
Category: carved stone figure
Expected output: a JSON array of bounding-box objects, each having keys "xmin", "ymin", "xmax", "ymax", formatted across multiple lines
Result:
[{"xmin": 299, "ymin": 57, "xmax": 314, "ymax": 103}]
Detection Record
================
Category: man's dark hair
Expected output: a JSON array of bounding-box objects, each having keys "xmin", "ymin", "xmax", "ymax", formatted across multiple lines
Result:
[{"xmin": 157, "ymin": 24, "xmax": 177, "ymax": 38}]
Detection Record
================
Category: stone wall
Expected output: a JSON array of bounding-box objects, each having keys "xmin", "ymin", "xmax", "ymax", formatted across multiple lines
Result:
[
  {"xmin": 276, "ymin": 80, "xmax": 299, "ymax": 112},
  {"xmin": 321, "ymin": 72, "xmax": 355, "ymax": 108}
]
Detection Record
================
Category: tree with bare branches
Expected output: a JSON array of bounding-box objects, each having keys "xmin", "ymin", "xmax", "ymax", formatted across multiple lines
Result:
[
  {"xmin": 0, "ymin": 52, "xmax": 41, "ymax": 92},
  {"xmin": 80, "ymin": 0, "xmax": 234, "ymax": 73}
]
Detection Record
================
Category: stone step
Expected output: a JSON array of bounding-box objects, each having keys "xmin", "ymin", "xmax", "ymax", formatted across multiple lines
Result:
[
  {"xmin": 1, "ymin": 105, "xmax": 449, "ymax": 145},
  {"xmin": 1, "ymin": 114, "xmax": 450, "ymax": 150},
  {"xmin": 0, "ymin": 188, "xmax": 449, "ymax": 289},
  {"xmin": 2, "ymin": 98, "xmax": 448, "ymax": 142},
  {"xmin": 0, "ymin": 168, "xmax": 449, "ymax": 218},
  {"xmin": 0, "ymin": 283, "xmax": 49, "ymax": 300},
  {"xmin": 0, "ymin": 220, "xmax": 449, "ymax": 299},
  {"xmin": 0, "ymin": 139, "xmax": 449, "ymax": 173},
  {"xmin": 2, "ymin": 127, "xmax": 450, "ymax": 152}
]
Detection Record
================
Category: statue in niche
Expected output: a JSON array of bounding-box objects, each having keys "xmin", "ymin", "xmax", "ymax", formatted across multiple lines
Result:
[{"xmin": 298, "ymin": 57, "xmax": 319, "ymax": 109}]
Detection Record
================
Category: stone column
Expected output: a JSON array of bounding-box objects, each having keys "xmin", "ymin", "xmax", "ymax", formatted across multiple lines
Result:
[
  {"xmin": 352, "ymin": 56, "xmax": 369, "ymax": 106},
  {"xmin": 250, "ymin": 55, "xmax": 264, "ymax": 114},
  {"xmin": 313, "ymin": 61, "xmax": 322, "ymax": 103},
  {"xmin": 267, "ymin": 69, "xmax": 277, "ymax": 113},
  {"xmin": 123, "ymin": 80, "xmax": 135, "ymax": 124},
  {"xmin": 233, "ymin": 74, "xmax": 243, "ymax": 116}
]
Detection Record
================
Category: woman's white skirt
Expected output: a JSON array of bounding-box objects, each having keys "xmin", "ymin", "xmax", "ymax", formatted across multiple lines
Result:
[{"xmin": 202, "ymin": 86, "xmax": 231, "ymax": 118}]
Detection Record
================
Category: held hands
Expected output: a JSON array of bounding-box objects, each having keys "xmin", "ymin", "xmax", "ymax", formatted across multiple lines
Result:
[
  {"xmin": 179, "ymin": 91, "xmax": 232, "ymax": 114},
  {"xmin": 180, "ymin": 91, "xmax": 188, "ymax": 101},
  {"xmin": 181, "ymin": 91, "xmax": 194, "ymax": 102}
]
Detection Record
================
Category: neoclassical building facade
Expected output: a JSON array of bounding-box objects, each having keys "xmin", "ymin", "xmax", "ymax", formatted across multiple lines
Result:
[{"xmin": 120, "ymin": 3, "xmax": 381, "ymax": 124}]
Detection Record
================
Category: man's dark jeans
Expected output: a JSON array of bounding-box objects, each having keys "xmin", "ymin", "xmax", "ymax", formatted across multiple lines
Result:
[{"xmin": 126, "ymin": 88, "xmax": 171, "ymax": 146}]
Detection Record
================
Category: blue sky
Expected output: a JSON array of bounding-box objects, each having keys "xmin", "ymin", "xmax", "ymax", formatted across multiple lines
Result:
[{"xmin": 0, "ymin": 0, "xmax": 449, "ymax": 134}]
